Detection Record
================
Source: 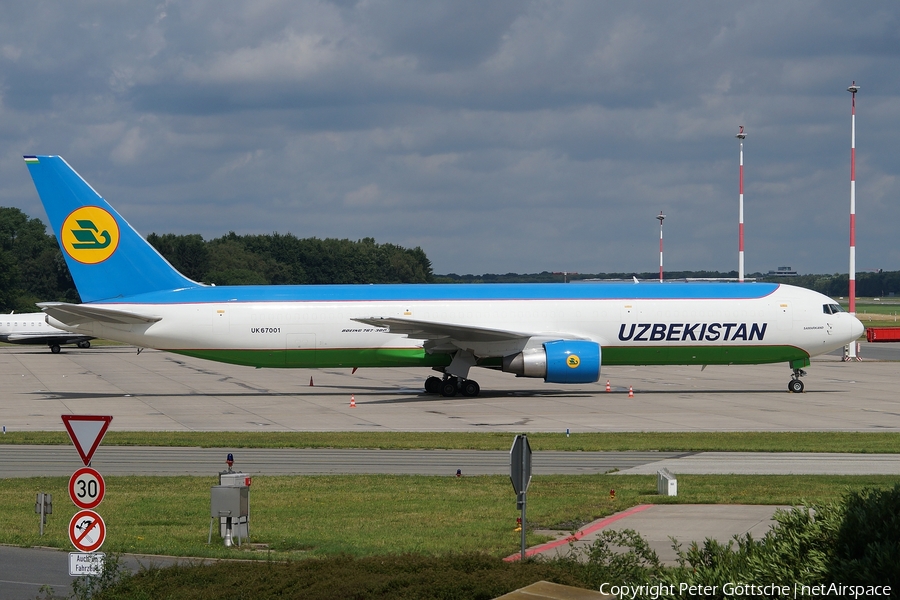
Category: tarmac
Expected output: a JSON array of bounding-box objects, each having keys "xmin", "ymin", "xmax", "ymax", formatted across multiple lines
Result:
[
  {"xmin": 1, "ymin": 342, "xmax": 900, "ymax": 432},
  {"xmin": 1, "ymin": 342, "xmax": 899, "ymax": 598}
]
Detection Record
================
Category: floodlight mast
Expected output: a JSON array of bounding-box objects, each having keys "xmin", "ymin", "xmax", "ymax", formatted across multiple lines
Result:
[
  {"xmin": 657, "ymin": 211, "xmax": 666, "ymax": 282},
  {"xmin": 847, "ymin": 82, "xmax": 859, "ymax": 360},
  {"xmin": 736, "ymin": 126, "xmax": 747, "ymax": 282}
]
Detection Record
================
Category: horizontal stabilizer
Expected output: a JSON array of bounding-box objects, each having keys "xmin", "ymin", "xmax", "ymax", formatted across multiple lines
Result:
[{"xmin": 39, "ymin": 302, "xmax": 161, "ymax": 326}]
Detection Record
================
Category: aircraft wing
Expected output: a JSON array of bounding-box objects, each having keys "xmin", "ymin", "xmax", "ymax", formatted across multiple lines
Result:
[
  {"xmin": 352, "ymin": 316, "xmax": 532, "ymax": 343},
  {"xmin": 352, "ymin": 316, "xmax": 591, "ymax": 346},
  {"xmin": 38, "ymin": 302, "xmax": 161, "ymax": 326}
]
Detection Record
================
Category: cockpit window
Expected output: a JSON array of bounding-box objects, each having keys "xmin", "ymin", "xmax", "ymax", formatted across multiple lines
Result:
[{"xmin": 823, "ymin": 303, "xmax": 845, "ymax": 315}]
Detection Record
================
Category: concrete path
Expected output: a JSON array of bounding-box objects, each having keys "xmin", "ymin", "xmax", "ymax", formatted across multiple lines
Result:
[{"xmin": 519, "ymin": 504, "xmax": 789, "ymax": 565}]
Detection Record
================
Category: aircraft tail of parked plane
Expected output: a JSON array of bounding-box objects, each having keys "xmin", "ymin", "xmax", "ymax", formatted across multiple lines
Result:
[
  {"xmin": 24, "ymin": 155, "xmax": 865, "ymax": 395},
  {"xmin": 0, "ymin": 311, "xmax": 93, "ymax": 352}
]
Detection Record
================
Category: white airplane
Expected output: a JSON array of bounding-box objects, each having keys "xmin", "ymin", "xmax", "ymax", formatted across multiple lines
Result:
[
  {"xmin": 0, "ymin": 311, "xmax": 93, "ymax": 353},
  {"xmin": 23, "ymin": 155, "xmax": 864, "ymax": 395}
]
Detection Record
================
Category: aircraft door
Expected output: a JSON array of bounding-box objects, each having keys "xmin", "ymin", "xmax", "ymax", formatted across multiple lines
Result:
[
  {"xmin": 286, "ymin": 333, "xmax": 316, "ymax": 367},
  {"xmin": 620, "ymin": 304, "xmax": 637, "ymax": 325},
  {"xmin": 776, "ymin": 302, "xmax": 792, "ymax": 331},
  {"xmin": 212, "ymin": 307, "xmax": 230, "ymax": 335}
]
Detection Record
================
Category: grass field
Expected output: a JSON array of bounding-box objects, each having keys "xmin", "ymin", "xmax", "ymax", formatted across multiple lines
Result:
[
  {"xmin": 3, "ymin": 430, "xmax": 900, "ymax": 453},
  {"xmin": 4, "ymin": 473, "xmax": 899, "ymax": 560},
  {"xmin": 4, "ymin": 432, "xmax": 898, "ymax": 596},
  {"xmin": 840, "ymin": 298, "xmax": 900, "ymax": 329}
]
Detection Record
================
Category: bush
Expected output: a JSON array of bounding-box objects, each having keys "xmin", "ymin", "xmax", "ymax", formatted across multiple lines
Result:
[
  {"xmin": 96, "ymin": 553, "xmax": 591, "ymax": 600},
  {"xmin": 829, "ymin": 485, "xmax": 900, "ymax": 589}
]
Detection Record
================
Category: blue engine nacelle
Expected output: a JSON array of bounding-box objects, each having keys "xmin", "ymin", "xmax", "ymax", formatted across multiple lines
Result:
[{"xmin": 501, "ymin": 340, "xmax": 601, "ymax": 384}]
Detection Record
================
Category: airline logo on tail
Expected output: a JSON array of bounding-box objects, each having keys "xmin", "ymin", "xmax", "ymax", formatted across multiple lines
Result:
[{"xmin": 61, "ymin": 207, "xmax": 119, "ymax": 264}]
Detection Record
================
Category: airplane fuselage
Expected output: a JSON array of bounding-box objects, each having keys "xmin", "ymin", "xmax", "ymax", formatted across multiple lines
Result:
[
  {"xmin": 24, "ymin": 154, "xmax": 865, "ymax": 395},
  {"xmin": 0, "ymin": 312, "xmax": 92, "ymax": 350},
  {"xmin": 47, "ymin": 282, "xmax": 857, "ymax": 371}
]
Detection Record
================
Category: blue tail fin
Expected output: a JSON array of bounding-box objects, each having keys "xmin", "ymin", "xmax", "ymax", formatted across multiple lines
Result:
[{"xmin": 24, "ymin": 155, "xmax": 198, "ymax": 303}]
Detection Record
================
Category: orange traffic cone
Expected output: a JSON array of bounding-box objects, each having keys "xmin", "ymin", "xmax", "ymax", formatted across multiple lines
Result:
[
  {"xmin": 309, "ymin": 377, "xmax": 314, "ymax": 386},
  {"xmin": 350, "ymin": 394, "xmax": 356, "ymax": 408},
  {"xmin": 628, "ymin": 386, "xmax": 634, "ymax": 398},
  {"xmin": 605, "ymin": 380, "xmax": 611, "ymax": 392}
]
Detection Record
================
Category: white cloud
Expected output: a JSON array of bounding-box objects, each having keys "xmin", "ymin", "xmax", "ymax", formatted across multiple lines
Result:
[
  {"xmin": 344, "ymin": 183, "xmax": 382, "ymax": 207},
  {"xmin": 110, "ymin": 127, "xmax": 148, "ymax": 164},
  {"xmin": 1, "ymin": 44, "xmax": 21, "ymax": 61}
]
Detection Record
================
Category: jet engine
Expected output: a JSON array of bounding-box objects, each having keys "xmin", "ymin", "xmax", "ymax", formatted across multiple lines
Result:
[{"xmin": 502, "ymin": 340, "xmax": 601, "ymax": 384}]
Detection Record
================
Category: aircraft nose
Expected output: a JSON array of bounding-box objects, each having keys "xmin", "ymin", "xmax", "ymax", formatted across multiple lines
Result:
[{"xmin": 849, "ymin": 314, "xmax": 865, "ymax": 342}]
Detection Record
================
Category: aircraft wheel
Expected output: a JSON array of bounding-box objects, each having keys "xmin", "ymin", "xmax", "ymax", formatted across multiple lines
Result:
[
  {"xmin": 789, "ymin": 379, "xmax": 804, "ymax": 393},
  {"xmin": 440, "ymin": 379, "xmax": 458, "ymax": 397},
  {"xmin": 461, "ymin": 379, "xmax": 480, "ymax": 397},
  {"xmin": 77, "ymin": 340, "xmax": 91, "ymax": 349},
  {"xmin": 50, "ymin": 344, "xmax": 61, "ymax": 354},
  {"xmin": 424, "ymin": 376, "xmax": 442, "ymax": 394}
]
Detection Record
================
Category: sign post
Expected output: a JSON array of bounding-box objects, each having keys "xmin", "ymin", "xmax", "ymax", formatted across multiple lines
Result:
[
  {"xmin": 509, "ymin": 434, "xmax": 532, "ymax": 561},
  {"xmin": 62, "ymin": 414, "xmax": 112, "ymax": 577},
  {"xmin": 34, "ymin": 493, "xmax": 52, "ymax": 536}
]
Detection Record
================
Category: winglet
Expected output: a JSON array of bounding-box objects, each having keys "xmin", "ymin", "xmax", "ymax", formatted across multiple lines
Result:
[{"xmin": 23, "ymin": 155, "xmax": 199, "ymax": 302}]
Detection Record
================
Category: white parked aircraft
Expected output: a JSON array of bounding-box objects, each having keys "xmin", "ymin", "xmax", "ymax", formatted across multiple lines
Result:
[
  {"xmin": 24, "ymin": 155, "xmax": 864, "ymax": 395},
  {"xmin": 0, "ymin": 311, "xmax": 93, "ymax": 353}
]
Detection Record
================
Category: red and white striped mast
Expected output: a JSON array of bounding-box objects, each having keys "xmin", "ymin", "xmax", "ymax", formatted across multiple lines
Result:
[
  {"xmin": 847, "ymin": 82, "xmax": 859, "ymax": 359},
  {"xmin": 736, "ymin": 126, "xmax": 747, "ymax": 282},
  {"xmin": 657, "ymin": 211, "xmax": 666, "ymax": 282}
]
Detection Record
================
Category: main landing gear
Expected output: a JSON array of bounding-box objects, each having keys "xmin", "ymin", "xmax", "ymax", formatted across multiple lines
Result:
[
  {"xmin": 424, "ymin": 375, "xmax": 481, "ymax": 397},
  {"xmin": 788, "ymin": 368, "xmax": 807, "ymax": 393}
]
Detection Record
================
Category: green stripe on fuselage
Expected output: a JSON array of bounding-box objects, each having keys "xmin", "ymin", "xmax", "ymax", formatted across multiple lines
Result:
[
  {"xmin": 167, "ymin": 344, "xmax": 805, "ymax": 370},
  {"xmin": 168, "ymin": 347, "xmax": 453, "ymax": 369},
  {"xmin": 600, "ymin": 345, "xmax": 808, "ymax": 366}
]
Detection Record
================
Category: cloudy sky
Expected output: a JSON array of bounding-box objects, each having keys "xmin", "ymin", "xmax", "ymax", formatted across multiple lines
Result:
[{"xmin": 2, "ymin": 1, "xmax": 899, "ymax": 276}]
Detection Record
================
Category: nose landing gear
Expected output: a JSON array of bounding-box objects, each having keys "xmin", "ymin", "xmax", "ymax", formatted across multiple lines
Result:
[{"xmin": 788, "ymin": 368, "xmax": 807, "ymax": 393}]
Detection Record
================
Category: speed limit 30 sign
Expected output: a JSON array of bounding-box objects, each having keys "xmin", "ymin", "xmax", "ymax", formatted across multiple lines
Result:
[{"xmin": 69, "ymin": 467, "xmax": 105, "ymax": 510}]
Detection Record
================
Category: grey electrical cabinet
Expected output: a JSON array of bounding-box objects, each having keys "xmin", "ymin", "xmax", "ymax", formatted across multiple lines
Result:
[
  {"xmin": 211, "ymin": 485, "xmax": 249, "ymax": 518},
  {"xmin": 209, "ymin": 482, "xmax": 250, "ymax": 545}
]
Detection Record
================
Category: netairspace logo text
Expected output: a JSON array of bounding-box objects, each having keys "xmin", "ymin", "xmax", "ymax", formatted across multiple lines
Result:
[{"xmin": 599, "ymin": 582, "xmax": 892, "ymax": 599}]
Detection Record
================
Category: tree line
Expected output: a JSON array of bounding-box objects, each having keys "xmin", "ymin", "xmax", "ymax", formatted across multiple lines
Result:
[
  {"xmin": 0, "ymin": 206, "xmax": 433, "ymax": 312},
  {"xmin": 0, "ymin": 207, "xmax": 78, "ymax": 312},
  {"xmin": 145, "ymin": 232, "xmax": 434, "ymax": 287},
  {"xmin": 2, "ymin": 205, "xmax": 899, "ymax": 313}
]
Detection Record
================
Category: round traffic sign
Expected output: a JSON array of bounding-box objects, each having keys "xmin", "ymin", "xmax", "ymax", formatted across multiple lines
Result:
[
  {"xmin": 69, "ymin": 467, "xmax": 105, "ymax": 509},
  {"xmin": 69, "ymin": 509, "xmax": 106, "ymax": 553}
]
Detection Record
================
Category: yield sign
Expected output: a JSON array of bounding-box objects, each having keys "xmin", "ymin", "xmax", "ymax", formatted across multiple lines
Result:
[{"xmin": 62, "ymin": 415, "xmax": 112, "ymax": 466}]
